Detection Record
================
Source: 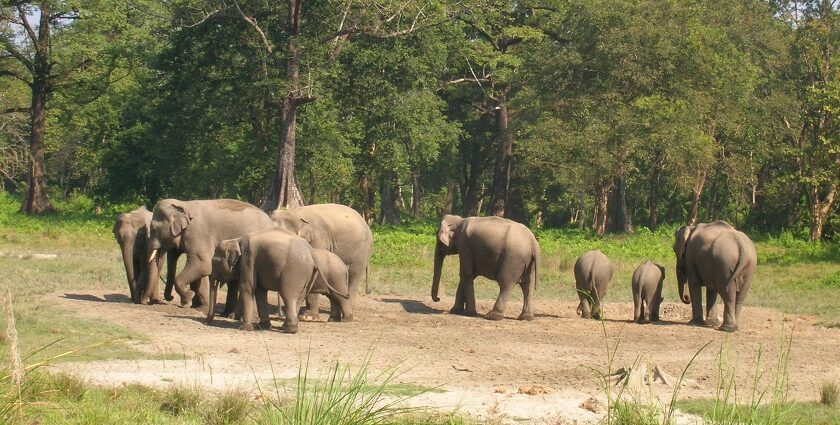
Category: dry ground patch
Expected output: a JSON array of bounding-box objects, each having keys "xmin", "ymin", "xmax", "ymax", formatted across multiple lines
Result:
[{"xmin": 49, "ymin": 288, "xmax": 840, "ymax": 423}]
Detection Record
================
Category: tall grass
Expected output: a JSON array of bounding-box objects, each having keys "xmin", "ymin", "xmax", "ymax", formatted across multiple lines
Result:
[{"xmin": 259, "ymin": 353, "xmax": 429, "ymax": 424}]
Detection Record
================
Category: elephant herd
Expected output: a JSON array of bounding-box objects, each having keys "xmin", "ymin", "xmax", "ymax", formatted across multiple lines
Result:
[{"xmin": 114, "ymin": 199, "xmax": 757, "ymax": 333}]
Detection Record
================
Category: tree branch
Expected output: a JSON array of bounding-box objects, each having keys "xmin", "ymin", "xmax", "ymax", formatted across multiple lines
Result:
[
  {"xmin": 0, "ymin": 36, "xmax": 34, "ymax": 73},
  {"xmin": 183, "ymin": 8, "xmax": 222, "ymax": 28},
  {"xmin": 0, "ymin": 69, "xmax": 31, "ymax": 86},
  {"xmin": 16, "ymin": 6, "xmax": 38, "ymax": 46},
  {"xmin": 1, "ymin": 107, "xmax": 30, "ymax": 115},
  {"xmin": 233, "ymin": 1, "xmax": 273, "ymax": 54}
]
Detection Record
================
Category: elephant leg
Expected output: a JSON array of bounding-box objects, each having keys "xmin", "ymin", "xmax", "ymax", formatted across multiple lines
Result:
[
  {"xmin": 486, "ymin": 280, "xmax": 514, "ymax": 321},
  {"xmin": 449, "ymin": 276, "xmax": 467, "ymax": 315},
  {"xmin": 205, "ymin": 280, "xmax": 218, "ymax": 325},
  {"xmin": 718, "ymin": 284, "xmax": 739, "ymax": 332},
  {"xmin": 255, "ymin": 287, "xmax": 272, "ymax": 330},
  {"xmin": 279, "ymin": 286, "xmax": 300, "ymax": 334},
  {"xmin": 347, "ymin": 266, "xmax": 365, "ymax": 308},
  {"xmin": 222, "ymin": 281, "xmax": 239, "ymax": 318},
  {"xmin": 191, "ymin": 276, "xmax": 210, "ymax": 310},
  {"xmin": 633, "ymin": 293, "xmax": 642, "ymax": 323},
  {"xmin": 463, "ymin": 278, "xmax": 477, "ymax": 316},
  {"xmin": 327, "ymin": 295, "xmax": 341, "ymax": 322},
  {"xmin": 171, "ymin": 255, "xmax": 207, "ymax": 308},
  {"xmin": 300, "ymin": 293, "xmax": 320, "ymax": 321},
  {"xmin": 591, "ymin": 290, "xmax": 603, "ymax": 320},
  {"xmin": 687, "ymin": 282, "xmax": 705, "ymax": 326},
  {"xmin": 640, "ymin": 302, "xmax": 649, "ymax": 324},
  {"xmin": 165, "ymin": 250, "xmax": 178, "ymax": 302},
  {"xmin": 517, "ymin": 280, "xmax": 534, "ymax": 321},
  {"xmin": 705, "ymin": 288, "xmax": 720, "ymax": 326},
  {"xmin": 577, "ymin": 291, "xmax": 592, "ymax": 319}
]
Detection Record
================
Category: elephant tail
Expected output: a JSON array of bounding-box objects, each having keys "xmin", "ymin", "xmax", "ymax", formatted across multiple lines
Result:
[
  {"xmin": 531, "ymin": 253, "xmax": 539, "ymax": 290},
  {"xmin": 365, "ymin": 265, "xmax": 370, "ymax": 294},
  {"xmin": 727, "ymin": 233, "xmax": 754, "ymax": 292}
]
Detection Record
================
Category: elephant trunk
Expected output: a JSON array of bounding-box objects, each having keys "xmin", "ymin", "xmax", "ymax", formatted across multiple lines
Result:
[
  {"xmin": 431, "ymin": 245, "xmax": 445, "ymax": 302},
  {"xmin": 120, "ymin": 241, "xmax": 138, "ymax": 303},
  {"xmin": 676, "ymin": 266, "xmax": 690, "ymax": 304},
  {"xmin": 142, "ymin": 246, "xmax": 162, "ymax": 304}
]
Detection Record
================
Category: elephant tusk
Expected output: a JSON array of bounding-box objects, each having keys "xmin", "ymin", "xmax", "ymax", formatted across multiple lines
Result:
[{"xmin": 148, "ymin": 249, "xmax": 158, "ymax": 263}]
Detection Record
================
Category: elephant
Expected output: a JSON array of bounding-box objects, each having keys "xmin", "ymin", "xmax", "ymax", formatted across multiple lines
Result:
[
  {"xmin": 209, "ymin": 228, "xmax": 350, "ymax": 333},
  {"xmin": 674, "ymin": 220, "xmax": 757, "ymax": 332},
  {"xmin": 431, "ymin": 214, "xmax": 540, "ymax": 321},
  {"xmin": 113, "ymin": 206, "xmax": 152, "ymax": 303},
  {"xmin": 141, "ymin": 198, "xmax": 275, "ymax": 312},
  {"xmin": 631, "ymin": 261, "xmax": 665, "ymax": 324},
  {"xmin": 270, "ymin": 203, "xmax": 373, "ymax": 319},
  {"xmin": 574, "ymin": 249, "xmax": 614, "ymax": 319}
]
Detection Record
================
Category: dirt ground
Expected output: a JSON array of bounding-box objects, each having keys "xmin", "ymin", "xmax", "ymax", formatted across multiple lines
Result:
[{"xmin": 50, "ymin": 289, "xmax": 840, "ymax": 424}]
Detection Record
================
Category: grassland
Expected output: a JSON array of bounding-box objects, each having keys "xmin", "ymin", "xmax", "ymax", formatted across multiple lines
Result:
[{"xmin": 1, "ymin": 192, "xmax": 840, "ymax": 423}]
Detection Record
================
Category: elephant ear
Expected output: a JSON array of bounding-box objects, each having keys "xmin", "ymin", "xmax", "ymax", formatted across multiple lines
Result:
[
  {"xmin": 170, "ymin": 203, "xmax": 193, "ymax": 236},
  {"xmin": 657, "ymin": 264, "xmax": 666, "ymax": 281},
  {"xmin": 673, "ymin": 226, "xmax": 693, "ymax": 262},
  {"xmin": 224, "ymin": 240, "xmax": 242, "ymax": 270},
  {"xmin": 438, "ymin": 219, "xmax": 454, "ymax": 247}
]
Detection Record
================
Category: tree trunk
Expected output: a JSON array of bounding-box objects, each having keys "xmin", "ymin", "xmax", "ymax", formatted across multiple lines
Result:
[
  {"xmin": 379, "ymin": 175, "xmax": 401, "ymax": 224},
  {"xmin": 593, "ymin": 181, "xmax": 610, "ymax": 235},
  {"xmin": 330, "ymin": 190, "xmax": 339, "ymax": 204},
  {"xmin": 410, "ymin": 172, "xmax": 421, "ymax": 217},
  {"xmin": 486, "ymin": 89, "xmax": 512, "ymax": 217},
  {"xmin": 360, "ymin": 175, "xmax": 374, "ymax": 224},
  {"xmin": 607, "ymin": 175, "xmax": 633, "ymax": 233},
  {"xmin": 807, "ymin": 183, "xmax": 836, "ymax": 241},
  {"xmin": 21, "ymin": 3, "xmax": 54, "ymax": 215},
  {"xmin": 461, "ymin": 163, "xmax": 482, "ymax": 216},
  {"xmin": 648, "ymin": 161, "xmax": 662, "ymax": 229},
  {"xmin": 264, "ymin": 99, "xmax": 305, "ymax": 211},
  {"xmin": 687, "ymin": 169, "xmax": 706, "ymax": 226},
  {"xmin": 263, "ymin": 0, "xmax": 306, "ymax": 212},
  {"xmin": 443, "ymin": 181, "xmax": 456, "ymax": 215}
]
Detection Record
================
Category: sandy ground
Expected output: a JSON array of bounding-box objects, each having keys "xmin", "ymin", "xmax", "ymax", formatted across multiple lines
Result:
[{"xmin": 49, "ymin": 289, "xmax": 840, "ymax": 424}]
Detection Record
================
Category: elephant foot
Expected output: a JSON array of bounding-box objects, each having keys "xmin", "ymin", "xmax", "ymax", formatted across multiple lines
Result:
[
  {"xmin": 257, "ymin": 320, "xmax": 272, "ymax": 331},
  {"xmin": 486, "ymin": 311, "xmax": 504, "ymax": 321},
  {"xmin": 148, "ymin": 297, "xmax": 164, "ymax": 305},
  {"xmin": 705, "ymin": 317, "xmax": 721, "ymax": 327},
  {"xmin": 518, "ymin": 313, "xmax": 534, "ymax": 321},
  {"xmin": 280, "ymin": 322, "xmax": 299, "ymax": 334},
  {"xmin": 449, "ymin": 306, "xmax": 465, "ymax": 315},
  {"xmin": 164, "ymin": 294, "xmax": 174, "ymax": 302},
  {"xmin": 719, "ymin": 324, "xmax": 738, "ymax": 333},
  {"xmin": 240, "ymin": 322, "xmax": 254, "ymax": 331},
  {"xmin": 178, "ymin": 290, "xmax": 195, "ymax": 308},
  {"xmin": 205, "ymin": 317, "xmax": 214, "ymax": 326},
  {"xmin": 688, "ymin": 319, "xmax": 709, "ymax": 327},
  {"xmin": 298, "ymin": 310, "xmax": 320, "ymax": 322}
]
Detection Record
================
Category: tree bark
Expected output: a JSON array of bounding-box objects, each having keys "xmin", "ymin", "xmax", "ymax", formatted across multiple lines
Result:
[
  {"xmin": 379, "ymin": 175, "xmax": 401, "ymax": 224},
  {"xmin": 262, "ymin": 0, "xmax": 306, "ymax": 212},
  {"xmin": 360, "ymin": 174, "xmax": 374, "ymax": 224},
  {"xmin": 607, "ymin": 175, "xmax": 633, "ymax": 233},
  {"xmin": 807, "ymin": 182, "xmax": 836, "ymax": 241},
  {"xmin": 21, "ymin": 3, "xmax": 54, "ymax": 215},
  {"xmin": 461, "ymin": 163, "xmax": 483, "ymax": 216},
  {"xmin": 648, "ymin": 164, "xmax": 662, "ymax": 229},
  {"xmin": 443, "ymin": 181, "xmax": 456, "ymax": 215},
  {"xmin": 593, "ymin": 180, "xmax": 611, "ymax": 235},
  {"xmin": 486, "ymin": 89, "xmax": 512, "ymax": 217},
  {"xmin": 687, "ymin": 169, "xmax": 706, "ymax": 226},
  {"xmin": 410, "ymin": 172, "xmax": 421, "ymax": 217}
]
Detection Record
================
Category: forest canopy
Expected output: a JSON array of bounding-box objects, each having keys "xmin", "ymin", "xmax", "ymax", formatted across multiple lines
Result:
[{"xmin": 2, "ymin": 0, "xmax": 839, "ymax": 240}]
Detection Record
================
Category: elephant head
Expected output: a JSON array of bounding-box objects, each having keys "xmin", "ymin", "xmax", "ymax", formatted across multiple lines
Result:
[
  {"xmin": 270, "ymin": 209, "xmax": 323, "ymax": 244},
  {"xmin": 113, "ymin": 207, "xmax": 150, "ymax": 303},
  {"xmin": 431, "ymin": 214, "xmax": 464, "ymax": 302},
  {"xmin": 211, "ymin": 239, "xmax": 242, "ymax": 283},
  {"xmin": 146, "ymin": 199, "xmax": 193, "ymax": 263},
  {"xmin": 673, "ymin": 225, "xmax": 694, "ymax": 304}
]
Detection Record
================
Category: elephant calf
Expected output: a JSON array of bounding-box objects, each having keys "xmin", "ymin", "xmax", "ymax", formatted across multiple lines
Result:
[
  {"xmin": 574, "ymin": 249, "xmax": 614, "ymax": 319},
  {"xmin": 631, "ymin": 261, "xmax": 665, "ymax": 324},
  {"xmin": 308, "ymin": 248, "xmax": 354, "ymax": 323}
]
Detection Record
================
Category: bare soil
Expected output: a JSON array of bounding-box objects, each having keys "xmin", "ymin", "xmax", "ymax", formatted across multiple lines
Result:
[{"xmin": 50, "ymin": 290, "xmax": 840, "ymax": 424}]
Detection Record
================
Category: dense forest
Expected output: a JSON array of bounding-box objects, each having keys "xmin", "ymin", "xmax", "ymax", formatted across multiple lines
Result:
[{"xmin": 1, "ymin": 1, "xmax": 839, "ymax": 240}]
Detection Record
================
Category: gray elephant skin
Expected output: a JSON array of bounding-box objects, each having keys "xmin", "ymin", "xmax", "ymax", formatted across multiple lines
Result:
[
  {"xmin": 113, "ymin": 206, "xmax": 152, "ymax": 303},
  {"xmin": 141, "ymin": 199, "xmax": 275, "ymax": 311},
  {"xmin": 431, "ymin": 214, "xmax": 540, "ymax": 321},
  {"xmin": 210, "ymin": 229, "xmax": 350, "ymax": 333},
  {"xmin": 631, "ymin": 261, "xmax": 665, "ymax": 324},
  {"xmin": 271, "ymin": 203, "xmax": 373, "ymax": 319},
  {"xmin": 574, "ymin": 249, "xmax": 614, "ymax": 319},
  {"xmin": 674, "ymin": 220, "xmax": 757, "ymax": 332}
]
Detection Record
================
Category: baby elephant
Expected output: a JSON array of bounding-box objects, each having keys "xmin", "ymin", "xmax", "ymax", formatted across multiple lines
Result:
[
  {"xmin": 306, "ymin": 248, "xmax": 354, "ymax": 323},
  {"xmin": 574, "ymin": 249, "xmax": 614, "ymax": 319},
  {"xmin": 631, "ymin": 261, "xmax": 665, "ymax": 324}
]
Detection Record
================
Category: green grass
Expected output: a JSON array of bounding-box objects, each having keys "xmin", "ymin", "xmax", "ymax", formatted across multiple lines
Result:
[{"xmin": 678, "ymin": 400, "xmax": 840, "ymax": 425}]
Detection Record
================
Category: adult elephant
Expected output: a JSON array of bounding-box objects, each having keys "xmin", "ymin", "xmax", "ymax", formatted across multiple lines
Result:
[
  {"xmin": 674, "ymin": 220, "xmax": 757, "ymax": 332},
  {"xmin": 141, "ymin": 199, "xmax": 275, "ymax": 311},
  {"xmin": 431, "ymin": 214, "xmax": 540, "ymax": 321},
  {"xmin": 271, "ymin": 204, "xmax": 373, "ymax": 319}
]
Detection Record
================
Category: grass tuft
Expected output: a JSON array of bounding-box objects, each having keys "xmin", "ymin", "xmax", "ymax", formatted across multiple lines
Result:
[
  {"xmin": 159, "ymin": 384, "xmax": 203, "ymax": 416},
  {"xmin": 205, "ymin": 388, "xmax": 253, "ymax": 425},
  {"xmin": 820, "ymin": 382, "xmax": 838, "ymax": 406}
]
